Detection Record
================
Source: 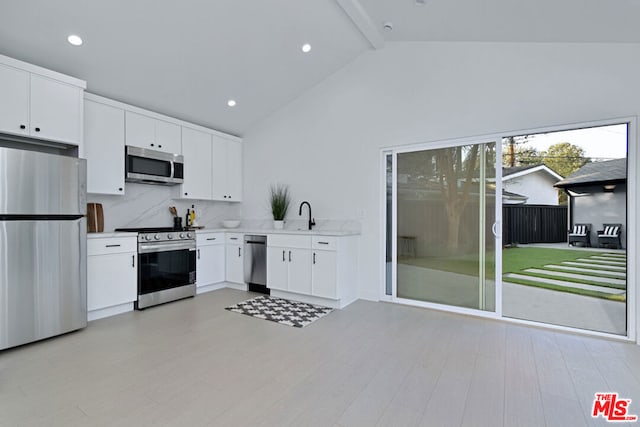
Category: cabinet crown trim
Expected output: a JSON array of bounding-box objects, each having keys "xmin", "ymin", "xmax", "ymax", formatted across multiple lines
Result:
[
  {"xmin": 0, "ymin": 54, "xmax": 86, "ymax": 88},
  {"xmin": 84, "ymin": 92, "xmax": 240, "ymax": 142}
]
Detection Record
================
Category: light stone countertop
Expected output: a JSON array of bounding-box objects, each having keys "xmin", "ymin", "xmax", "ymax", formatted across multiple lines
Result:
[
  {"xmin": 87, "ymin": 229, "xmax": 359, "ymax": 238},
  {"xmin": 87, "ymin": 232, "xmax": 138, "ymax": 239},
  {"xmin": 194, "ymin": 228, "xmax": 360, "ymax": 237}
]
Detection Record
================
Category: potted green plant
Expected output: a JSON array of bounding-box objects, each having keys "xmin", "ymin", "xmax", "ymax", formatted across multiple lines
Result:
[{"xmin": 270, "ymin": 184, "xmax": 290, "ymax": 229}]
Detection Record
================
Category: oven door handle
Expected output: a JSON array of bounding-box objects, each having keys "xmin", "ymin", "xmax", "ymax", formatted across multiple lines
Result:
[{"xmin": 139, "ymin": 242, "xmax": 196, "ymax": 254}]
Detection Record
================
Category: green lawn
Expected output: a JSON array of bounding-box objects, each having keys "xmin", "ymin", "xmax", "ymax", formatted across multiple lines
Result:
[
  {"xmin": 501, "ymin": 247, "xmax": 607, "ymax": 274},
  {"xmin": 399, "ymin": 246, "xmax": 626, "ymax": 302},
  {"xmin": 400, "ymin": 247, "xmax": 612, "ymax": 277},
  {"xmin": 502, "ymin": 247, "xmax": 626, "ymax": 302},
  {"xmin": 400, "ymin": 254, "xmax": 494, "ymax": 277}
]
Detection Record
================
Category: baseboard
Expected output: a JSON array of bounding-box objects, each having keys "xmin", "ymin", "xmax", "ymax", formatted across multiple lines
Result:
[
  {"xmin": 225, "ymin": 282, "xmax": 248, "ymax": 291},
  {"xmin": 196, "ymin": 282, "xmax": 226, "ymax": 295},
  {"xmin": 88, "ymin": 302, "xmax": 134, "ymax": 321},
  {"xmin": 358, "ymin": 288, "xmax": 380, "ymax": 302}
]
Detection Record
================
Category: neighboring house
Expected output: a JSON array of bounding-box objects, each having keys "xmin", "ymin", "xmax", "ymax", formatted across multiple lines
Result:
[
  {"xmin": 554, "ymin": 158, "xmax": 627, "ymax": 248},
  {"xmin": 502, "ymin": 164, "xmax": 564, "ymax": 205}
]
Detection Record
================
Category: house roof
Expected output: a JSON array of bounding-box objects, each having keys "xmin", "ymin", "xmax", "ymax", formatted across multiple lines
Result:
[
  {"xmin": 554, "ymin": 158, "xmax": 627, "ymax": 188},
  {"xmin": 502, "ymin": 164, "xmax": 563, "ymax": 181},
  {"xmin": 502, "ymin": 189, "xmax": 528, "ymax": 201}
]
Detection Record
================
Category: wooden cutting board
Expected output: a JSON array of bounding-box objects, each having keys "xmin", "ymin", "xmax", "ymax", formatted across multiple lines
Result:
[{"xmin": 87, "ymin": 203, "xmax": 104, "ymax": 233}]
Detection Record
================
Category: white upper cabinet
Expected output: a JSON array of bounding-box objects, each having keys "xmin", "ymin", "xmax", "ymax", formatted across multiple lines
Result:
[
  {"xmin": 226, "ymin": 139, "xmax": 243, "ymax": 201},
  {"xmin": 212, "ymin": 135, "xmax": 242, "ymax": 201},
  {"xmin": 155, "ymin": 119, "xmax": 182, "ymax": 154},
  {"xmin": 125, "ymin": 111, "xmax": 181, "ymax": 154},
  {"xmin": 181, "ymin": 127, "xmax": 212, "ymax": 200},
  {"xmin": 181, "ymin": 128, "xmax": 242, "ymax": 202},
  {"xmin": 84, "ymin": 97, "xmax": 125, "ymax": 195},
  {"xmin": 29, "ymin": 74, "xmax": 83, "ymax": 144},
  {"xmin": 0, "ymin": 64, "xmax": 29, "ymax": 136},
  {"xmin": 0, "ymin": 57, "xmax": 85, "ymax": 146}
]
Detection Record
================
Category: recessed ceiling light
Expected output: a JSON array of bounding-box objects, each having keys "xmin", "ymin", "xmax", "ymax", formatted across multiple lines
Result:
[
  {"xmin": 383, "ymin": 22, "xmax": 393, "ymax": 31},
  {"xmin": 301, "ymin": 44, "xmax": 311, "ymax": 53},
  {"xmin": 67, "ymin": 34, "xmax": 83, "ymax": 46},
  {"xmin": 227, "ymin": 99, "xmax": 236, "ymax": 107}
]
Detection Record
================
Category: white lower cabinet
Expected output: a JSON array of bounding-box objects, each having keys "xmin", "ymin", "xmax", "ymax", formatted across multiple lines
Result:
[
  {"xmin": 311, "ymin": 249, "xmax": 338, "ymax": 299},
  {"xmin": 267, "ymin": 246, "xmax": 312, "ymax": 294},
  {"xmin": 196, "ymin": 232, "xmax": 225, "ymax": 289},
  {"xmin": 87, "ymin": 235, "xmax": 137, "ymax": 320},
  {"xmin": 266, "ymin": 235, "xmax": 312, "ymax": 295},
  {"xmin": 267, "ymin": 234, "xmax": 358, "ymax": 308},
  {"xmin": 225, "ymin": 233, "xmax": 244, "ymax": 284}
]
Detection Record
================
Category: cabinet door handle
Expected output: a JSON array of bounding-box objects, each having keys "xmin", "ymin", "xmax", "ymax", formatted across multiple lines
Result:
[
  {"xmin": 158, "ymin": 145, "xmax": 162, "ymax": 148},
  {"xmin": 313, "ymin": 252, "xmax": 316, "ymax": 264},
  {"xmin": 19, "ymin": 124, "xmax": 26, "ymax": 129},
  {"xmin": 288, "ymin": 251, "xmax": 291, "ymax": 262},
  {"xmin": 282, "ymin": 250, "xmax": 285, "ymax": 262},
  {"xmin": 34, "ymin": 127, "xmax": 41, "ymax": 132},
  {"xmin": 118, "ymin": 187, "xmax": 123, "ymax": 192},
  {"xmin": 318, "ymin": 241, "xmax": 329, "ymax": 245},
  {"xmin": 206, "ymin": 237, "xmax": 216, "ymax": 241},
  {"xmin": 105, "ymin": 244, "xmax": 121, "ymax": 247},
  {"xmin": 230, "ymin": 237, "xmax": 238, "ymax": 240},
  {"xmin": 150, "ymin": 143, "xmax": 154, "ymax": 147},
  {"xmin": 132, "ymin": 255, "xmax": 135, "ymax": 268},
  {"xmin": 238, "ymin": 247, "xmax": 241, "ymax": 257},
  {"xmin": 198, "ymin": 249, "xmax": 201, "ymax": 259}
]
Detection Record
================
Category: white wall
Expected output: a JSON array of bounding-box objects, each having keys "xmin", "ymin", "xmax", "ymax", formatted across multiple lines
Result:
[
  {"xmin": 503, "ymin": 171, "xmax": 559, "ymax": 205},
  {"xmin": 242, "ymin": 41, "xmax": 639, "ymax": 340}
]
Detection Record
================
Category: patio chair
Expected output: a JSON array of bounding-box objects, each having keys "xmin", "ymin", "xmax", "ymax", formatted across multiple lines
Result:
[
  {"xmin": 568, "ymin": 223, "xmax": 591, "ymax": 247},
  {"xmin": 597, "ymin": 223, "xmax": 622, "ymax": 249}
]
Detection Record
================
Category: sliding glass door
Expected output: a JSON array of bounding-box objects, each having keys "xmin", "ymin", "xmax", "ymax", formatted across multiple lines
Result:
[{"xmin": 388, "ymin": 141, "xmax": 498, "ymax": 312}]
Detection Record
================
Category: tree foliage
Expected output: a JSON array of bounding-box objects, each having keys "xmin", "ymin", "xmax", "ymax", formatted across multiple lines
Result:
[{"xmin": 541, "ymin": 142, "xmax": 590, "ymax": 178}]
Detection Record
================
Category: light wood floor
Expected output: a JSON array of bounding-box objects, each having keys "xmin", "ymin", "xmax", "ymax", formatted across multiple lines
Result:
[{"xmin": 1, "ymin": 288, "xmax": 639, "ymax": 426}]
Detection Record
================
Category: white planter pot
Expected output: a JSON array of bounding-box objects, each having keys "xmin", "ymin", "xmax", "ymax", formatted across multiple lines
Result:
[{"xmin": 273, "ymin": 220, "xmax": 284, "ymax": 230}]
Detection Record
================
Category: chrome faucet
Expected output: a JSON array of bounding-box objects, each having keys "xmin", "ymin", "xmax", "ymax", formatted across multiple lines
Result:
[{"xmin": 298, "ymin": 201, "xmax": 316, "ymax": 230}]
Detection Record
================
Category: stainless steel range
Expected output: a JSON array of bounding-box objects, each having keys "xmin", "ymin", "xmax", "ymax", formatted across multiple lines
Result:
[{"xmin": 115, "ymin": 227, "xmax": 196, "ymax": 309}]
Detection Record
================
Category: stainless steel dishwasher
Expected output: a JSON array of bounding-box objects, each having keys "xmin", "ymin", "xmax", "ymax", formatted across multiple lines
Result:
[{"xmin": 244, "ymin": 235, "xmax": 268, "ymax": 294}]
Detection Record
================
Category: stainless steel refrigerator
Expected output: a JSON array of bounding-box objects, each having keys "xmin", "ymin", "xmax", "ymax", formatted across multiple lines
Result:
[{"xmin": 0, "ymin": 147, "xmax": 87, "ymax": 350}]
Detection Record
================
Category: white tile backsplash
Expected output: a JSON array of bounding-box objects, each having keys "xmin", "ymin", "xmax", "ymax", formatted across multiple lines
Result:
[{"xmin": 87, "ymin": 183, "xmax": 241, "ymax": 231}]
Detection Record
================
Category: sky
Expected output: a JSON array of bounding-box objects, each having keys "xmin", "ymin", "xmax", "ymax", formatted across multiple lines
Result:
[{"xmin": 511, "ymin": 123, "xmax": 627, "ymax": 161}]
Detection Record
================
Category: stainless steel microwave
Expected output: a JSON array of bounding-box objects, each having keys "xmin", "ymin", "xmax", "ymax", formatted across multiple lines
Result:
[{"xmin": 125, "ymin": 145, "xmax": 184, "ymax": 185}]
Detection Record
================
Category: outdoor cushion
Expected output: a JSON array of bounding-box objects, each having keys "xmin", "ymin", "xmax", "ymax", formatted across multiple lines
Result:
[
  {"xmin": 599, "ymin": 225, "xmax": 620, "ymax": 236},
  {"xmin": 570, "ymin": 225, "xmax": 587, "ymax": 235}
]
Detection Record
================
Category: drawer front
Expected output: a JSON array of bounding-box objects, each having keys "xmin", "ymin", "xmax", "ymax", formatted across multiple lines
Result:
[
  {"xmin": 88, "ymin": 237, "xmax": 137, "ymax": 256},
  {"xmin": 196, "ymin": 232, "xmax": 224, "ymax": 246},
  {"xmin": 312, "ymin": 236, "xmax": 337, "ymax": 250},
  {"xmin": 268, "ymin": 234, "xmax": 311, "ymax": 249},
  {"xmin": 225, "ymin": 233, "xmax": 243, "ymax": 244}
]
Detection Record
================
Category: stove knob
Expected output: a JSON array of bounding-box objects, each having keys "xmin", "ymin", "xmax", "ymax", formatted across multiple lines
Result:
[
  {"xmin": 179, "ymin": 233, "xmax": 185, "ymax": 239},
  {"xmin": 186, "ymin": 232, "xmax": 192, "ymax": 239},
  {"xmin": 167, "ymin": 234, "xmax": 174, "ymax": 240},
  {"xmin": 145, "ymin": 235, "xmax": 152, "ymax": 241},
  {"xmin": 154, "ymin": 234, "xmax": 160, "ymax": 240}
]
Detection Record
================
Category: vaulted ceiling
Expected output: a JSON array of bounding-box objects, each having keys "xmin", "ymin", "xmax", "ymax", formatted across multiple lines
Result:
[{"xmin": 1, "ymin": 0, "xmax": 639, "ymax": 136}]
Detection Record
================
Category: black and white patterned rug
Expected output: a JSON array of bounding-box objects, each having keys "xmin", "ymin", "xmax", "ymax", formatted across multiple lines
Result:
[{"xmin": 225, "ymin": 296, "xmax": 333, "ymax": 328}]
